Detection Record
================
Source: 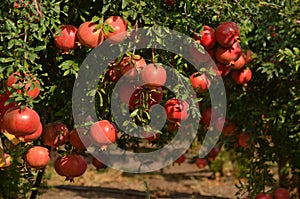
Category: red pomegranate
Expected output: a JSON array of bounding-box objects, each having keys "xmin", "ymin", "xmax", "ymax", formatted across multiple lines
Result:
[
  {"xmin": 255, "ymin": 193, "xmax": 273, "ymax": 199},
  {"xmin": 164, "ymin": 98, "xmax": 189, "ymax": 122},
  {"xmin": 215, "ymin": 42, "xmax": 242, "ymax": 65},
  {"xmin": 167, "ymin": 121, "xmax": 180, "ymax": 132},
  {"xmin": 119, "ymin": 55, "xmax": 146, "ymax": 79},
  {"xmin": 25, "ymin": 146, "xmax": 50, "ymax": 169},
  {"xmin": 77, "ymin": 21, "xmax": 104, "ymax": 48},
  {"xmin": 231, "ymin": 67, "xmax": 252, "ymax": 85},
  {"xmin": 195, "ymin": 158, "xmax": 208, "ymax": 168},
  {"xmin": 42, "ymin": 122, "xmax": 69, "ymax": 147},
  {"xmin": 104, "ymin": 16, "xmax": 128, "ymax": 44},
  {"xmin": 237, "ymin": 132, "xmax": 251, "ymax": 147},
  {"xmin": 215, "ymin": 21, "xmax": 240, "ymax": 48},
  {"xmin": 92, "ymin": 157, "xmax": 105, "ymax": 170},
  {"xmin": 89, "ymin": 120, "xmax": 118, "ymax": 148},
  {"xmin": 232, "ymin": 52, "xmax": 247, "ymax": 70},
  {"xmin": 141, "ymin": 64, "xmax": 167, "ymax": 88},
  {"xmin": 69, "ymin": 128, "xmax": 91, "ymax": 152},
  {"xmin": 215, "ymin": 117, "xmax": 236, "ymax": 136},
  {"xmin": 54, "ymin": 25, "xmax": 78, "ymax": 51},
  {"xmin": 3, "ymin": 106, "xmax": 40, "ymax": 136},
  {"xmin": 6, "ymin": 72, "xmax": 41, "ymax": 99},
  {"xmin": 208, "ymin": 146, "xmax": 220, "ymax": 161},
  {"xmin": 18, "ymin": 122, "xmax": 43, "ymax": 142},
  {"xmin": 189, "ymin": 72, "xmax": 211, "ymax": 92},
  {"xmin": 164, "ymin": 0, "xmax": 174, "ymax": 5},
  {"xmin": 106, "ymin": 65, "xmax": 122, "ymax": 83},
  {"xmin": 213, "ymin": 63, "xmax": 232, "ymax": 77},
  {"xmin": 200, "ymin": 107, "xmax": 217, "ymax": 126},
  {"xmin": 273, "ymin": 188, "xmax": 290, "ymax": 199},
  {"xmin": 194, "ymin": 25, "xmax": 216, "ymax": 50},
  {"xmin": 175, "ymin": 154, "xmax": 185, "ymax": 165},
  {"xmin": 55, "ymin": 154, "xmax": 87, "ymax": 181},
  {"xmin": 129, "ymin": 87, "xmax": 164, "ymax": 110}
]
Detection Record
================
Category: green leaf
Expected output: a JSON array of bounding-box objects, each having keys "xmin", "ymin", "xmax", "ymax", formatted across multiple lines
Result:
[
  {"xmin": 122, "ymin": 0, "xmax": 128, "ymax": 9},
  {"xmin": 91, "ymin": 16, "xmax": 100, "ymax": 23}
]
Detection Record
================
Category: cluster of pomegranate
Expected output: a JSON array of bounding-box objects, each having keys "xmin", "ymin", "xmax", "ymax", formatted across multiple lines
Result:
[
  {"xmin": 190, "ymin": 21, "xmax": 253, "ymax": 88},
  {"xmin": 54, "ymin": 16, "xmax": 128, "ymax": 52}
]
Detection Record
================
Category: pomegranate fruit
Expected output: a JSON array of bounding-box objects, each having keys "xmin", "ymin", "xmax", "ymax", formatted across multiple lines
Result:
[
  {"xmin": 175, "ymin": 154, "xmax": 185, "ymax": 164},
  {"xmin": 54, "ymin": 25, "xmax": 78, "ymax": 51},
  {"xmin": 25, "ymin": 146, "xmax": 50, "ymax": 169},
  {"xmin": 195, "ymin": 158, "xmax": 208, "ymax": 168},
  {"xmin": 189, "ymin": 72, "xmax": 211, "ymax": 92},
  {"xmin": 89, "ymin": 120, "xmax": 118, "ymax": 147},
  {"xmin": 92, "ymin": 157, "xmax": 105, "ymax": 170},
  {"xmin": 77, "ymin": 21, "xmax": 104, "ymax": 48},
  {"xmin": 6, "ymin": 72, "xmax": 41, "ymax": 99},
  {"xmin": 164, "ymin": 98, "xmax": 189, "ymax": 122},
  {"xmin": 273, "ymin": 188, "xmax": 290, "ymax": 199},
  {"xmin": 69, "ymin": 128, "xmax": 91, "ymax": 152},
  {"xmin": 215, "ymin": 117, "xmax": 236, "ymax": 136},
  {"xmin": 3, "ymin": 106, "xmax": 40, "ymax": 136},
  {"xmin": 215, "ymin": 21, "xmax": 240, "ymax": 48},
  {"xmin": 194, "ymin": 25, "xmax": 216, "ymax": 50},
  {"xmin": 208, "ymin": 146, "xmax": 220, "ymax": 161},
  {"xmin": 164, "ymin": 0, "xmax": 174, "ymax": 5},
  {"xmin": 215, "ymin": 41, "xmax": 242, "ymax": 65},
  {"xmin": 42, "ymin": 122, "xmax": 69, "ymax": 147},
  {"xmin": 237, "ymin": 132, "xmax": 251, "ymax": 147},
  {"xmin": 200, "ymin": 107, "xmax": 217, "ymax": 126},
  {"xmin": 141, "ymin": 64, "xmax": 167, "ymax": 88},
  {"xmin": 167, "ymin": 121, "xmax": 180, "ymax": 132},
  {"xmin": 18, "ymin": 122, "xmax": 43, "ymax": 142},
  {"xmin": 55, "ymin": 154, "xmax": 87, "ymax": 181},
  {"xmin": 119, "ymin": 55, "xmax": 146, "ymax": 79},
  {"xmin": 232, "ymin": 52, "xmax": 247, "ymax": 70},
  {"xmin": 255, "ymin": 193, "xmax": 273, "ymax": 199},
  {"xmin": 106, "ymin": 65, "xmax": 122, "ymax": 83},
  {"xmin": 104, "ymin": 16, "xmax": 128, "ymax": 44},
  {"xmin": 231, "ymin": 67, "xmax": 252, "ymax": 85},
  {"xmin": 213, "ymin": 63, "xmax": 231, "ymax": 77}
]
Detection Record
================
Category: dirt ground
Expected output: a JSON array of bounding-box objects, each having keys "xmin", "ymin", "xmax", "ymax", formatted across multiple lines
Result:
[{"xmin": 37, "ymin": 158, "xmax": 240, "ymax": 199}]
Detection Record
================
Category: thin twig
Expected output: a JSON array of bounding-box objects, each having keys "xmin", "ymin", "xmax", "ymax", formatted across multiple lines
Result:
[{"xmin": 33, "ymin": 0, "xmax": 42, "ymax": 18}]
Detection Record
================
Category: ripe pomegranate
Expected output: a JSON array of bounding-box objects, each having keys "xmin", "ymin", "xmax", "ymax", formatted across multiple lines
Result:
[
  {"xmin": 175, "ymin": 154, "xmax": 185, "ymax": 164},
  {"xmin": 141, "ymin": 131, "xmax": 160, "ymax": 143},
  {"xmin": 92, "ymin": 157, "xmax": 105, "ymax": 170},
  {"xmin": 237, "ymin": 132, "xmax": 251, "ymax": 147},
  {"xmin": 200, "ymin": 107, "xmax": 217, "ymax": 126},
  {"xmin": 18, "ymin": 122, "xmax": 43, "ymax": 142},
  {"xmin": 189, "ymin": 72, "xmax": 211, "ymax": 92},
  {"xmin": 89, "ymin": 120, "xmax": 118, "ymax": 148},
  {"xmin": 215, "ymin": 117, "xmax": 236, "ymax": 136},
  {"xmin": 231, "ymin": 67, "xmax": 252, "ymax": 86},
  {"xmin": 6, "ymin": 72, "xmax": 41, "ymax": 99},
  {"xmin": 3, "ymin": 106, "xmax": 40, "ymax": 136},
  {"xmin": 77, "ymin": 21, "xmax": 104, "ymax": 48},
  {"xmin": 25, "ymin": 146, "xmax": 50, "ymax": 169},
  {"xmin": 119, "ymin": 55, "xmax": 146, "ymax": 79},
  {"xmin": 232, "ymin": 52, "xmax": 246, "ymax": 70},
  {"xmin": 255, "ymin": 193, "xmax": 273, "ymax": 199},
  {"xmin": 213, "ymin": 63, "xmax": 231, "ymax": 77},
  {"xmin": 195, "ymin": 158, "xmax": 208, "ymax": 168},
  {"xmin": 42, "ymin": 122, "xmax": 69, "ymax": 147},
  {"xmin": 215, "ymin": 42, "xmax": 242, "ymax": 65},
  {"xmin": 128, "ymin": 87, "xmax": 164, "ymax": 110},
  {"xmin": 194, "ymin": 25, "xmax": 216, "ymax": 50},
  {"xmin": 164, "ymin": 98, "xmax": 189, "ymax": 122},
  {"xmin": 215, "ymin": 21, "xmax": 240, "ymax": 48},
  {"xmin": 104, "ymin": 16, "xmax": 128, "ymax": 44},
  {"xmin": 141, "ymin": 64, "xmax": 167, "ymax": 88},
  {"xmin": 273, "ymin": 188, "xmax": 290, "ymax": 199},
  {"xmin": 54, "ymin": 25, "xmax": 78, "ymax": 51},
  {"xmin": 55, "ymin": 154, "xmax": 87, "ymax": 181},
  {"xmin": 69, "ymin": 128, "xmax": 91, "ymax": 152},
  {"xmin": 164, "ymin": 0, "xmax": 174, "ymax": 5}
]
